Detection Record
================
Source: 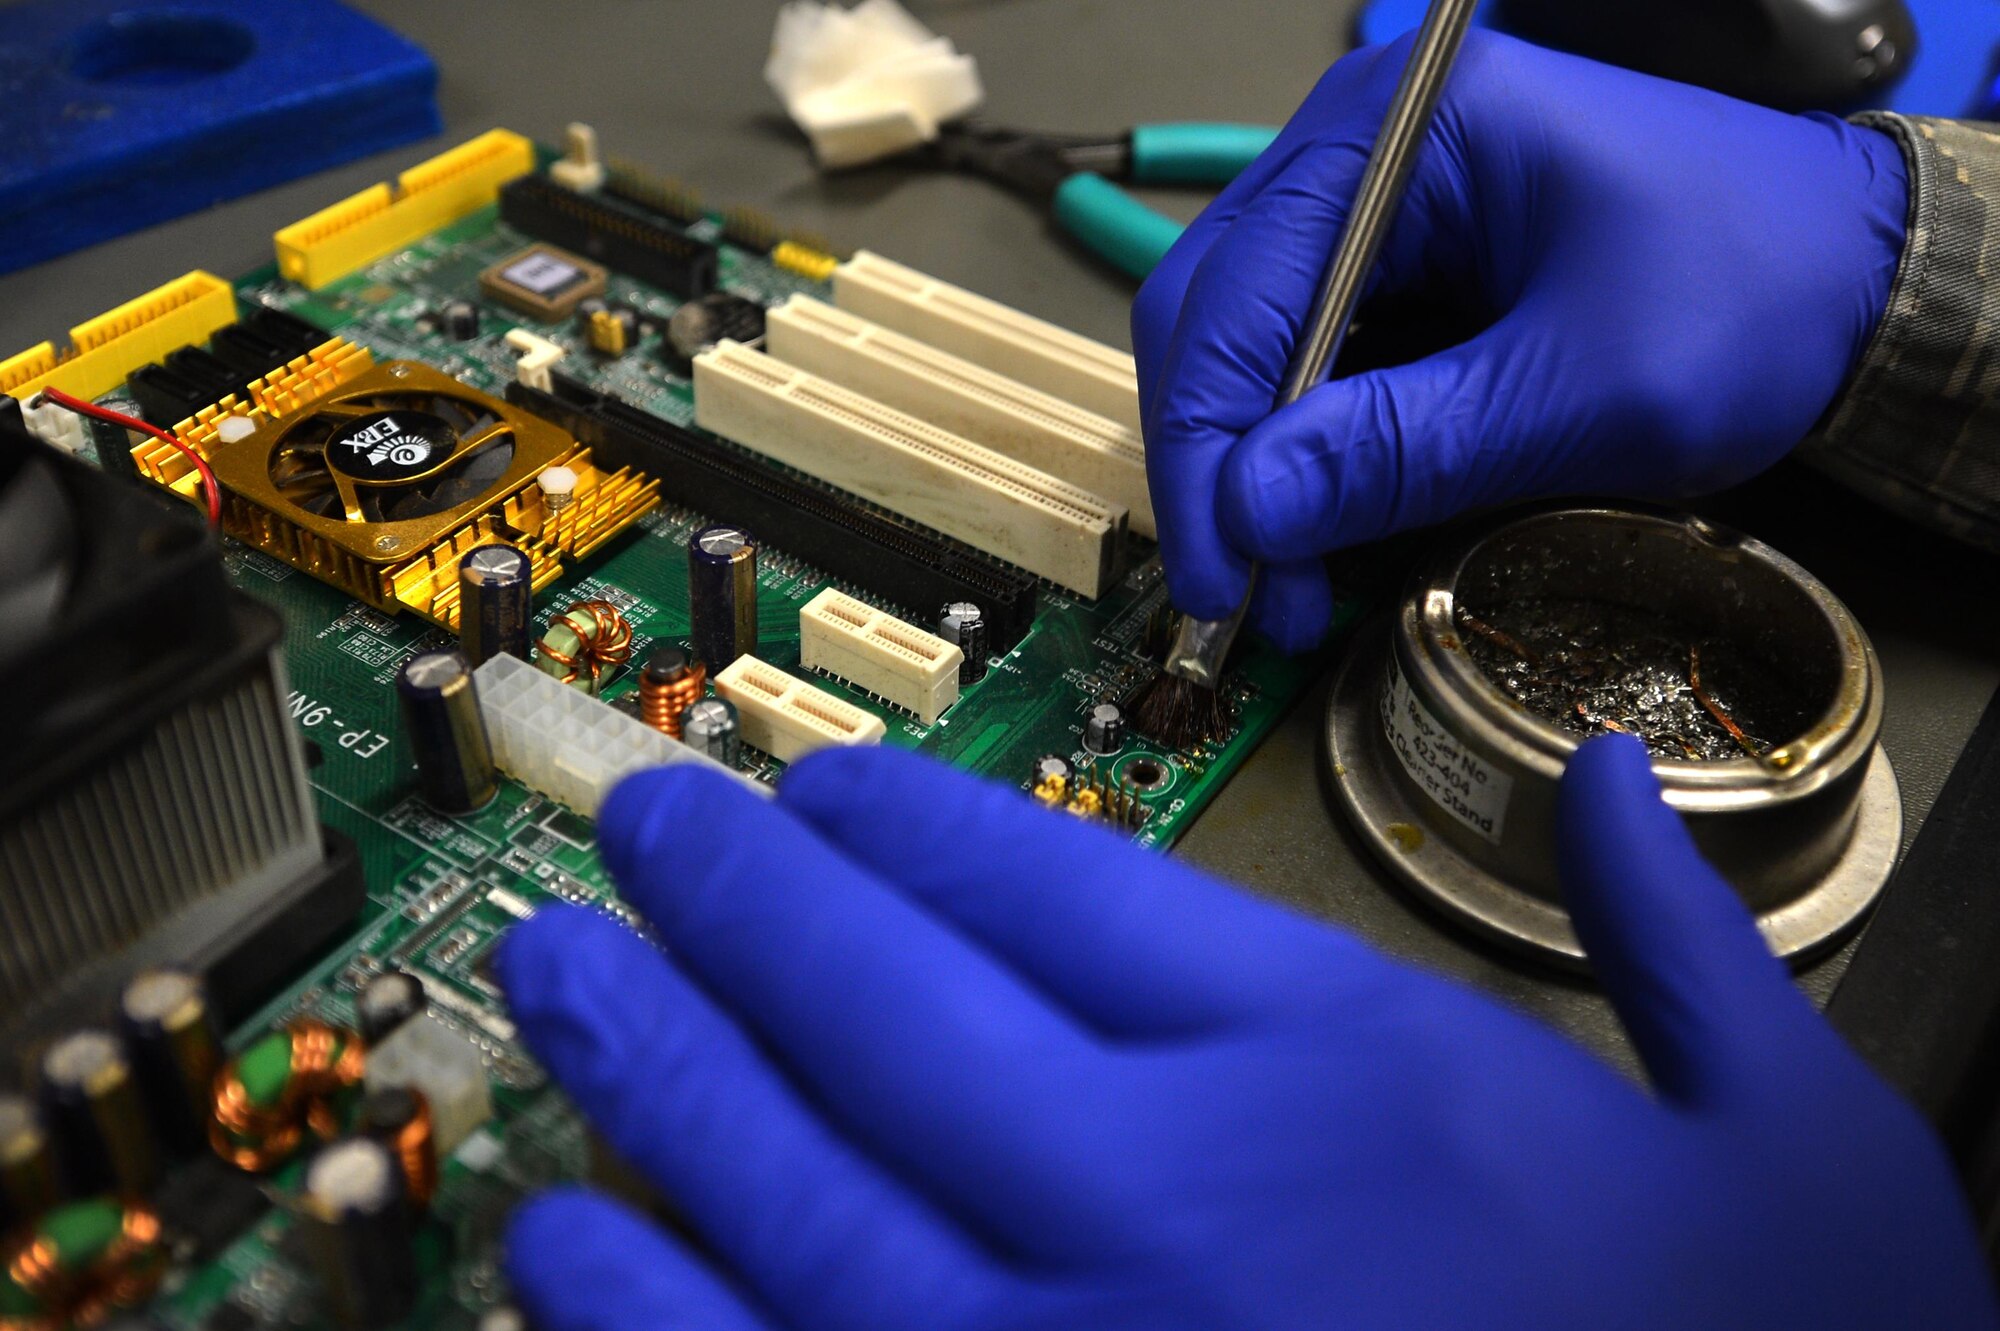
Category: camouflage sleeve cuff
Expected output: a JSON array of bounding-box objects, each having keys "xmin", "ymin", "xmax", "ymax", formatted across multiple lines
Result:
[{"xmin": 1801, "ymin": 114, "xmax": 2000, "ymax": 553}]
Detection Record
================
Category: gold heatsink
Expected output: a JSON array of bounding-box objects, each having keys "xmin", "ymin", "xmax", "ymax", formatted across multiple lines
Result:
[{"xmin": 132, "ymin": 351, "xmax": 659, "ymax": 627}]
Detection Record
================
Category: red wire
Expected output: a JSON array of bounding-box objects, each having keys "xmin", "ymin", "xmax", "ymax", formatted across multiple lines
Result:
[{"xmin": 35, "ymin": 386, "xmax": 223, "ymax": 528}]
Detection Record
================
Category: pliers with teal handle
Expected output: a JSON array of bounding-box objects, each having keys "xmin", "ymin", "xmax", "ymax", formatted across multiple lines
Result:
[{"xmin": 917, "ymin": 122, "xmax": 1278, "ymax": 280}]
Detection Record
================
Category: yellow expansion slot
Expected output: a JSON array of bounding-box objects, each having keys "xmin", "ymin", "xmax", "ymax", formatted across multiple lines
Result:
[
  {"xmin": 273, "ymin": 129, "xmax": 536, "ymax": 289},
  {"xmin": 0, "ymin": 272, "xmax": 238, "ymax": 404}
]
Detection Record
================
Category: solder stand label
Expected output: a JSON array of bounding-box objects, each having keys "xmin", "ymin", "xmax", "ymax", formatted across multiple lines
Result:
[{"xmin": 1381, "ymin": 656, "xmax": 1513, "ymax": 843}]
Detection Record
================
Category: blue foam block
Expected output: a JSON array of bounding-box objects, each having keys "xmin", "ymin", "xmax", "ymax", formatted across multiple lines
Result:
[
  {"xmin": 1356, "ymin": 0, "xmax": 1997, "ymax": 119},
  {"xmin": 0, "ymin": 0, "xmax": 440, "ymax": 275}
]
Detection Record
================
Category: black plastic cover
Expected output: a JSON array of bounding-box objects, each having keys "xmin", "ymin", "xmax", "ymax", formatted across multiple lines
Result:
[{"xmin": 501, "ymin": 176, "xmax": 718, "ymax": 299}]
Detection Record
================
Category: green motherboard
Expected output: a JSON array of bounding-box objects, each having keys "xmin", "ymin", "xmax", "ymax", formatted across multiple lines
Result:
[{"xmin": 12, "ymin": 136, "xmax": 1350, "ymax": 1329}]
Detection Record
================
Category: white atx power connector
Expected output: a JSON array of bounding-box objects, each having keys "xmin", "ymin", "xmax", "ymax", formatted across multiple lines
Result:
[
  {"xmin": 765, "ymin": 0, "xmax": 984, "ymax": 169},
  {"xmin": 831, "ymin": 251, "xmax": 1142, "ymax": 431},
  {"xmin": 766, "ymin": 296, "xmax": 1154, "ymax": 537},
  {"xmin": 692, "ymin": 342, "xmax": 1125, "ymax": 598},
  {"xmin": 713, "ymin": 655, "xmax": 889, "ymax": 763},
  {"xmin": 473, "ymin": 653, "xmax": 764, "ymax": 814},
  {"xmin": 799, "ymin": 588, "xmax": 963, "ymax": 724}
]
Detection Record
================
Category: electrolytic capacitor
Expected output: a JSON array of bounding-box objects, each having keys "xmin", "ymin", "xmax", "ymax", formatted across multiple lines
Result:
[
  {"xmin": 938, "ymin": 602, "xmax": 988, "ymax": 684},
  {"xmin": 0, "ymin": 1094, "xmax": 58, "ymax": 1231},
  {"xmin": 38, "ymin": 1030, "xmax": 159, "ymax": 1196},
  {"xmin": 358, "ymin": 1087, "xmax": 438, "ymax": 1208},
  {"xmin": 117, "ymin": 967, "xmax": 222, "ymax": 1158},
  {"xmin": 355, "ymin": 970, "xmax": 428, "ymax": 1046},
  {"xmin": 297, "ymin": 1136, "xmax": 419, "ymax": 1329},
  {"xmin": 1083, "ymin": 703, "xmax": 1127, "ymax": 756},
  {"xmin": 457, "ymin": 544, "xmax": 533, "ymax": 667},
  {"xmin": 440, "ymin": 299, "xmax": 481, "ymax": 341},
  {"xmin": 688, "ymin": 526, "xmax": 759, "ymax": 670},
  {"xmin": 680, "ymin": 697, "xmax": 742, "ymax": 767},
  {"xmin": 396, "ymin": 650, "xmax": 498, "ymax": 815}
]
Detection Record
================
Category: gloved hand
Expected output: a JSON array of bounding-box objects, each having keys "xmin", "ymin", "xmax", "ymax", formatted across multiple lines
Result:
[
  {"xmin": 1132, "ymin": 30, "xmax": 1910, "ymax": 650},
  {"xmin": 496, "ymin": 737, "xmax": 1996, "ymax": 1330}
]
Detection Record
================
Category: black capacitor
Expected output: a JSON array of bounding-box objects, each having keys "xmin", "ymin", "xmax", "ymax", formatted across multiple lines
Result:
[
  {"xmin": 665, "ymin": 292, "xmax": 766, "ymax": 368},
  {"xmin": 298, "ymin": 1136, "xmax": 419, "ymax": 1329},
  {"xmin": 117, "ymin": 967, "xmax": 222, "ymax": 1158},
  {"xmin": 38, "ymin": 1029, "xmax": 159, "ymax": 1196},
  {"xmin": 355, "ymin": 969, "xmax": 428, "ymax": 1045},
  {"xmin": 680, "ymin": 697, "xmax": 741, "ymax": 766},
  {"xmin": 688, "ymin": 526, "xmax": 759, "ymax": 670},
  {"xmin": 458, "ymin": 544, "xmax": 533, "ymax": 667},
  {"xmin": 440, "ymin": 299, "xmax": 481, "ymax": 341},
  {"xmin": 0, "ymin": 1093, "xmax": 58, "ymax": 1231},
  {"xmin": 1083, "ymin": 703, "xmax": 1127, "ymax": 756},
  {"xmin": 939, "ymin": 601, "xmax": 988, "ymax": 684},
  {"xmin": 396, "ymin": 650, "xmax": 498, "ymax": 815}
]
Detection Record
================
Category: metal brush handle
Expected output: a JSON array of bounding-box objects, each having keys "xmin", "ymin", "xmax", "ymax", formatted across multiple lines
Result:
[{"xmin": 1163, "ymin": 0, "xmax": 1482, "ymax": 684}]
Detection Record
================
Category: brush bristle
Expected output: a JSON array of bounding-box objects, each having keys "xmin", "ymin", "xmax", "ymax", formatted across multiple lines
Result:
[{"xmin": 1129, "ymin": 672, "xmax": 1230, "ymax": 750}]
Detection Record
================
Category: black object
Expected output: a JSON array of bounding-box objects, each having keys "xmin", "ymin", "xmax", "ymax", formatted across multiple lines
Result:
[
  {"xmin": 915, "ymin": 123, "xmax": 1141, "ymax": 204},
  {"xmin": 395, "ymin": 650, "xmax": 499, "ymax": 816},
  {"xmin": 117, "ymin": 968, "xmax": 223, "ymax": 1158},
  {"xmin": 500, "ymin": 175, "xmax": 718, "ymax": 299},
  {"xmin": 1491, "ymin": 0, "xmax": 1916, "ymax": 112},
  {"xmin": 0, "ymin": 429, "xmax": 364, "ymax": 1055},
  {"xmin": 681, "ymin": 698, "xmax": 742, "ymax": 767},
  {"xmin": 155, "ymin": 1154, "xmax": 274, "ymax": 1263},
  {"xmin": 126, "ymin": 307, "xmax": 326, "ymax": 426},
  {"xmin": 355, "ymin": 969, "xmax": 428, "ymax": 1045},
  {"xmin": 0, "ymin": 1094, "xmax": 57, "ymax": 1232},
  {"xmin": 508, "ymin": 375, "xmax": 1037, "ymax": 651},
  {"xmin": 1083, "ymin": 702, "xmax": 1127, "ymax": 755},
  {"xmin": 1827, "ymin": 686, "xmax": 2000, "ymax": 1221},
  {"xmin": 38, "ymin": 1029, "xmax": 158, "ymax": 1196},
  {"xmin": 939, "ymin": 601, "xmax": 989, "ymax": 684},
  {"xmin": 457, "ymin": 544, "xmax": 533, "ymax": 667},
  {"xmin": 665, "ymin": 293, "xmax": 766, "ymax": 371},
  {"xmin": 440, "ymin": 298, "xmax": 481, "ymax": 341},
  {"xmin": 688, "ymin": 525, "xmax": 759, "ymax": 670},
  {"xmin": 297, "ymin": 1136, "xmax": 420, "ymax": 1328}
]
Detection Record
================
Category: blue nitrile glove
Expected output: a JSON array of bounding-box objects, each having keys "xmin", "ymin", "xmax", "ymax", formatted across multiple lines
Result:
[
  {"xmin": 1132, "ymin": 30, "xmax": 1910, "ymax": 651},
  {"xmin": 495, "ymin": 737, "xmax": 1997, "ymax": 1330}
]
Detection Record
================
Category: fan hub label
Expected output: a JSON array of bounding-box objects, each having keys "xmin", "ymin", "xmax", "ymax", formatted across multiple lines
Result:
[{"xmin": 327, "ymin": 410, "xmax": 456, "ymax": 483}]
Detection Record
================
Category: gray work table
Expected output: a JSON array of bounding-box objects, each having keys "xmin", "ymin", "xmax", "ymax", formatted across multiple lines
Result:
[{"xmin": 8, "ymin": 0, "xmax": 1997, "ymax": 1067}]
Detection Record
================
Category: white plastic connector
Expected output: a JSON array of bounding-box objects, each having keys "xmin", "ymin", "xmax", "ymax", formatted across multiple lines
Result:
[
  {"xmin": 504, "ymin": 328, "xmax": 566, "ymax": 392},
  {"xmin": 767, "ymin": 296, "xmax": 1154, "ymax": 537},
  {"xmin": 766, "ymin": 0, "xmax": 984, "ymax": 169},
  {"xmin": 799, "ymin": 588, "xmax": 962, "ymax": 723},
  {"xmin": 474, "ymin": 653, "xmax": 765, "ymax": 814},
  {"xmin": 549, "ymin": 122, "xmax": 608, "ymax": 193},
  {"xmin": 693, "ymin": 342, "xmax": 1125, "ymax": 598},
  {"xmin": 832, "ymin": 251, "xmax": 1141, "ymax": 430},
  {"xmin": 713, "ymin": 654, "xmax": 888, "ymax": 763},
  {"xmin": 21, "ymin": 394, "xmax": 86, "ymax": 454},
  {"xmin": 365, "ymin": 1011, "xmax": 492, "ymax": 1156}
]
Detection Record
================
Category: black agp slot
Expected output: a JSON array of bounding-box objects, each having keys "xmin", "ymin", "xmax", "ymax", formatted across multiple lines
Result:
[
  {"xmin": 509, "ymin": 374, "xmax": 1037, "ymax": 650},
  {"xmin": 499, "ymin": 175, "xmax": 718, "ymax": 299}
]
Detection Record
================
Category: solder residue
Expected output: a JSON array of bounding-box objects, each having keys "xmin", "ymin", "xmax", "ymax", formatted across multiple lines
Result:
[{"xmin": 1455, "ymin": 597, "xmax": 1813, "ymax": 762}]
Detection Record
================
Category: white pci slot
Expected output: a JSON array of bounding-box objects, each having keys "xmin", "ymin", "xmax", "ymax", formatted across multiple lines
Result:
[
  {"xmin": 799, "ymin": 588, "xmax": 963, "ymax": 724},
  {"xmin": 832, "ymin": 251, "xmax": 1142, "ymax": 432},
  {"xmin": 766, "ymin": 296, "xmax": 1155, "ymax": 538},
  {"xmin": 714, "ymin": 655, "xmax": 888, "ymax": 763},
  {"xmin": 474, "ymin": 654, "xmax": 766, "ymax": 814},
  {"xmin": 692, "ymin": 342, "xmax": 1126, "ymax": 598}
]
